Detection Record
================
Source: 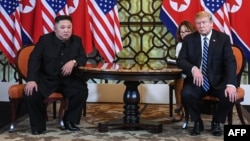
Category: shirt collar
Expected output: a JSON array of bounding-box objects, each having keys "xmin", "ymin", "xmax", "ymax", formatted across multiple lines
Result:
[{"xmin": 201, "ymin": 30, "xmax": 212, "ymax": 40}]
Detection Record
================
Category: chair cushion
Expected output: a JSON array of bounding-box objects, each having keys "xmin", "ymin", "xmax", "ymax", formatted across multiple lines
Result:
[
  {"xmin": 202, "ymin": 87, "xmax": 244, "ymax": 102},
  {"xmin": 8, "ymin": 84, "xmax": 64, "ymax": 99},
  {"xmin": 43, "ymin": 92, "xmax": 64, "ymax": 103},
  {"xmin": 8, "ymin": 84, "xmax": 25, "ymax": 98},
  {"xmin": 48, "ymin": 92, "xmax": 64, "ymax": 99},
  {"xmin": 203, "ymin": 95, "xmax": 219, "ymax": 101}
]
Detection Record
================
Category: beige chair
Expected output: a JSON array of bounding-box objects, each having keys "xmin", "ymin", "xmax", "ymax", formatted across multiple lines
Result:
[{"xmin": 8, "ymin": 45, "xmax": 66, "ymax": 132}]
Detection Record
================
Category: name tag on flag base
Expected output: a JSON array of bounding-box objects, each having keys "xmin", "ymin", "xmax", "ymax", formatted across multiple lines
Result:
[{"xmin": 224, "ymin": 125, "xmax": 250, "ymax": 140}]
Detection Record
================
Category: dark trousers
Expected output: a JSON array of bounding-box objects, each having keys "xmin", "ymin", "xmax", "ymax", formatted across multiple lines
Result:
[
  {"xmin": 23, "ymin": 87, "xmax": 88, "ymax": 131},
  {"xmin": 181, "ymin": 82, "xmax": 234, "ymax": 123}
]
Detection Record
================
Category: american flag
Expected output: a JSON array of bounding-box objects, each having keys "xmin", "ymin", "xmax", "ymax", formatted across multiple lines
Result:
[
  {"xmin": 41, "ymin": 0, "xmax": 68, "ymax": 34},
  {"xmin": 88, "ymin": 0, "xmax": 123, "ymax": 63},
  {"xmin": 0, "ymin": 0, "xmax": 22, "ymax": 64},
  {"xmin": 201, "ymin": 0, "xmax": 232, "ymax": 42}
]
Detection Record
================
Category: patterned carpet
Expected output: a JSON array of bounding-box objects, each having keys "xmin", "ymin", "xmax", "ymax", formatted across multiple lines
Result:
[{"xmin": 0, "ymin": 103, "xmax": 248, "ymax": 141}]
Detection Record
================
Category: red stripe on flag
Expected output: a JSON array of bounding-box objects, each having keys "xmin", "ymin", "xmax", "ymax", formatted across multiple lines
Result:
[
  {"xmin": 229, "ymin": 0, "xmax": 250, "ymax": 51},
  {"xmin": 0, "ymin": 4, "xmax": 21, "ymax": 64},
  {"xmin": 114, "ymin": 11, "xmax": 123, "ymax": 51},
  {"xmin": 68, "ymin": 0, "xmax": 93, "ymax": 54},
  {"xmin": 201, "ymin": 1, "xmax": 232, "ymax": 42},
  {"xmin": 41, "ymin": 7, "xmax": 55, "ymax": 33},
  {"xmin": 13, "ymin": 11, "xmax": 22, "ymax": 52},
  {"xmin": 89, "ymin": 2, "xmax": 116, "ymax": 60},
  {"xmin": 88, "ymin": 0, "xmax": 123, "ymax": 63}
]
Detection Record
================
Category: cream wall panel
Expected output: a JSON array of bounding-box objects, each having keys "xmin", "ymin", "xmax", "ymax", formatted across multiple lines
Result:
[
  {"xmin": 140, "ymin": 84, "xmax": 172, "ymax": 104},
  {"xmin": 0, "ymin": 82, "xmax": 17, "ymax": 102},
  {"xmin": 87, "ymin": 83, "xmax": 174, "ymax": 104},
  {"xmin": 87, "ymin": 83, "xmax": 126, "ymax": 103},
  {"xmin": 239, "ymin": 85, "xmax": 250, "ymax": 105}
]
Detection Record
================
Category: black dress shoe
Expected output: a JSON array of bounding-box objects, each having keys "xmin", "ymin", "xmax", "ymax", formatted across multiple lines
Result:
[
  {"xmin": 190, "ymin": 119, "xmax": 204, "ymax": 136},
  {"xmin": 64, "ymin": 121, "xmax": 80, "ymax": 131},
  {"xmin": 211, "ymin": 121, "xmax": 222, "ymax": 136},
  {"xmin": 32, "ymin": 129, "xmax": 46, "ymax": 135}
]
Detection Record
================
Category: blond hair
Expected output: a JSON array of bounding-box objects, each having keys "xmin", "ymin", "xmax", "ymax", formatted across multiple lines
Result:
[{"xmin": 195, "ymin": 11, "xmax": 212, "ymax": 21}]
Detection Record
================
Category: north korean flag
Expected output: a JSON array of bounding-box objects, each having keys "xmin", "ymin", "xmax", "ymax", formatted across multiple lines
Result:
[
  {"xmin": 227, "ymin": 0, "xmax": 250, "ymax": 62},
  {"xmin": 159, "ymin": 0, "xmax": 202, "ymax": 38},
  {"xmin": 68, "ymin": 0, "xmax": 93, "ymax": 54},
  {"xmin": 20, "ymin": 0, "xmax": 43, "ymax": 45}
]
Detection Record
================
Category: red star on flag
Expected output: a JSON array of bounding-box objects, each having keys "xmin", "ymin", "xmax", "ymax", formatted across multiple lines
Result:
[
  {"xmin": 20, "ymin": 0, "xmax": 32, "ymax": 10},
  {"xmin": 226, "ymin": 0, "xmax": 239, "ymax": 10},
  {"xmin": 172, "ymin": 0, "xmax": 188, "ymax": 9},
  {"xmin": 67, "ymin": 0, "xmax": 75, "ymax": 8}
]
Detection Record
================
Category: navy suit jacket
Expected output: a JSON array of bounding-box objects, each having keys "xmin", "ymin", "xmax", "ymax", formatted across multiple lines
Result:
[{"xmin": 176, "ymin": 29, "xmax": 237, "ymax": 89}]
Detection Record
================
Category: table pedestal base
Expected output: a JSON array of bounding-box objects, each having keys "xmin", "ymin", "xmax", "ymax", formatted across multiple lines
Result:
[
  {"xmin": 98, "ymin": 119, "xmax": 162, "ymax": 133},
  {"xmin": 98, "ymin": 81, "xmax": 162, "ymax": 133}
]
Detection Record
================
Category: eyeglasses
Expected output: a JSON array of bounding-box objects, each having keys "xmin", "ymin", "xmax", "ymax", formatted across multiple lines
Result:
[{"xmin": 180, "ymin": 31, "xmax": 191, "ymax": 34}]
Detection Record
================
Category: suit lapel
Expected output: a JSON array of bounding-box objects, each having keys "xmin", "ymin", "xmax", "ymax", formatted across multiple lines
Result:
[
  {"xmin": 208, "ymin": 30, "xmax": 217, "ymax": 63},
  {"xmin": 194, "ymin": 33, "xmax": 202, "ymax": 66}
]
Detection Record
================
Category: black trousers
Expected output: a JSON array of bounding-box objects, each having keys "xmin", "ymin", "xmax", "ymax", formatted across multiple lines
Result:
[
  {"xmin": 181, "ymin": 82, "xmax": 234, "ymax": 123},
  {"xmin": 23, "ymin": 87, "xmax": 88, "ymax": 131}
]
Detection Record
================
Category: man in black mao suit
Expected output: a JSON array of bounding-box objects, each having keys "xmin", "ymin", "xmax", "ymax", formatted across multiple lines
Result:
[
  {"xmin": 177, "ymin": 11, "xmax": 238, "ymax": 136},
  {"xmin": 24, "ymin": 15, "xmax": 88, "ymax": 135}
]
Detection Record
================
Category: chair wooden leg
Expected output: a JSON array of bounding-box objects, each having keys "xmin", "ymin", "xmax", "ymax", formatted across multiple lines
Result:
[
  {"xmin": 9, "ymin": 99, "xmax": 22, "ymax": 133},
  {"xmin": 45, "ymin": 103, "xmax": 49, "ymax": 121},
  {"xmin": 169, "ymin": 85, "xmax": 174, "ymax": 117},
  {"xmin": 235, "ymin": 103, "xmax": 246, "ymax": 125},
  {"xmin": 53, "ymin": 102, "xmax": 57, "ymax": 119}
]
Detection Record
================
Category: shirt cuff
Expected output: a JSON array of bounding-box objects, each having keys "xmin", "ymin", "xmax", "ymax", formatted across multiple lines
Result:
[
  {"xmin": 227, "ymin": 84, "xmax": 236, "ymax": 89},
  {"xmin": 191, "ymin": 66, "xmax": 197, "ymax": 74}
]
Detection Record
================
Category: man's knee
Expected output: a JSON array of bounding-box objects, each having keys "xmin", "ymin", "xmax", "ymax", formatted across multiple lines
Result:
[{"xmin": 23, "ymin": 91, "xmax": 43, "ymax": 104}]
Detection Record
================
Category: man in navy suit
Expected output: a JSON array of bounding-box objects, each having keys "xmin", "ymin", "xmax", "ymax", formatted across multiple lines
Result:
[
  {"xmin": 177, "ymin": 11, "xmax": 238, "ymax": 136},
  {"xmin": 24, "ymin": 15, "xmax": 88, "ymax": 135}
]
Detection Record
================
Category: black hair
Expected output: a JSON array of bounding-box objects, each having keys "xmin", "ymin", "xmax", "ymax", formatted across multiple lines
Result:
[{"xmin": 55, "ymin": 15, "xmax": 72, "ymax": 23}]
